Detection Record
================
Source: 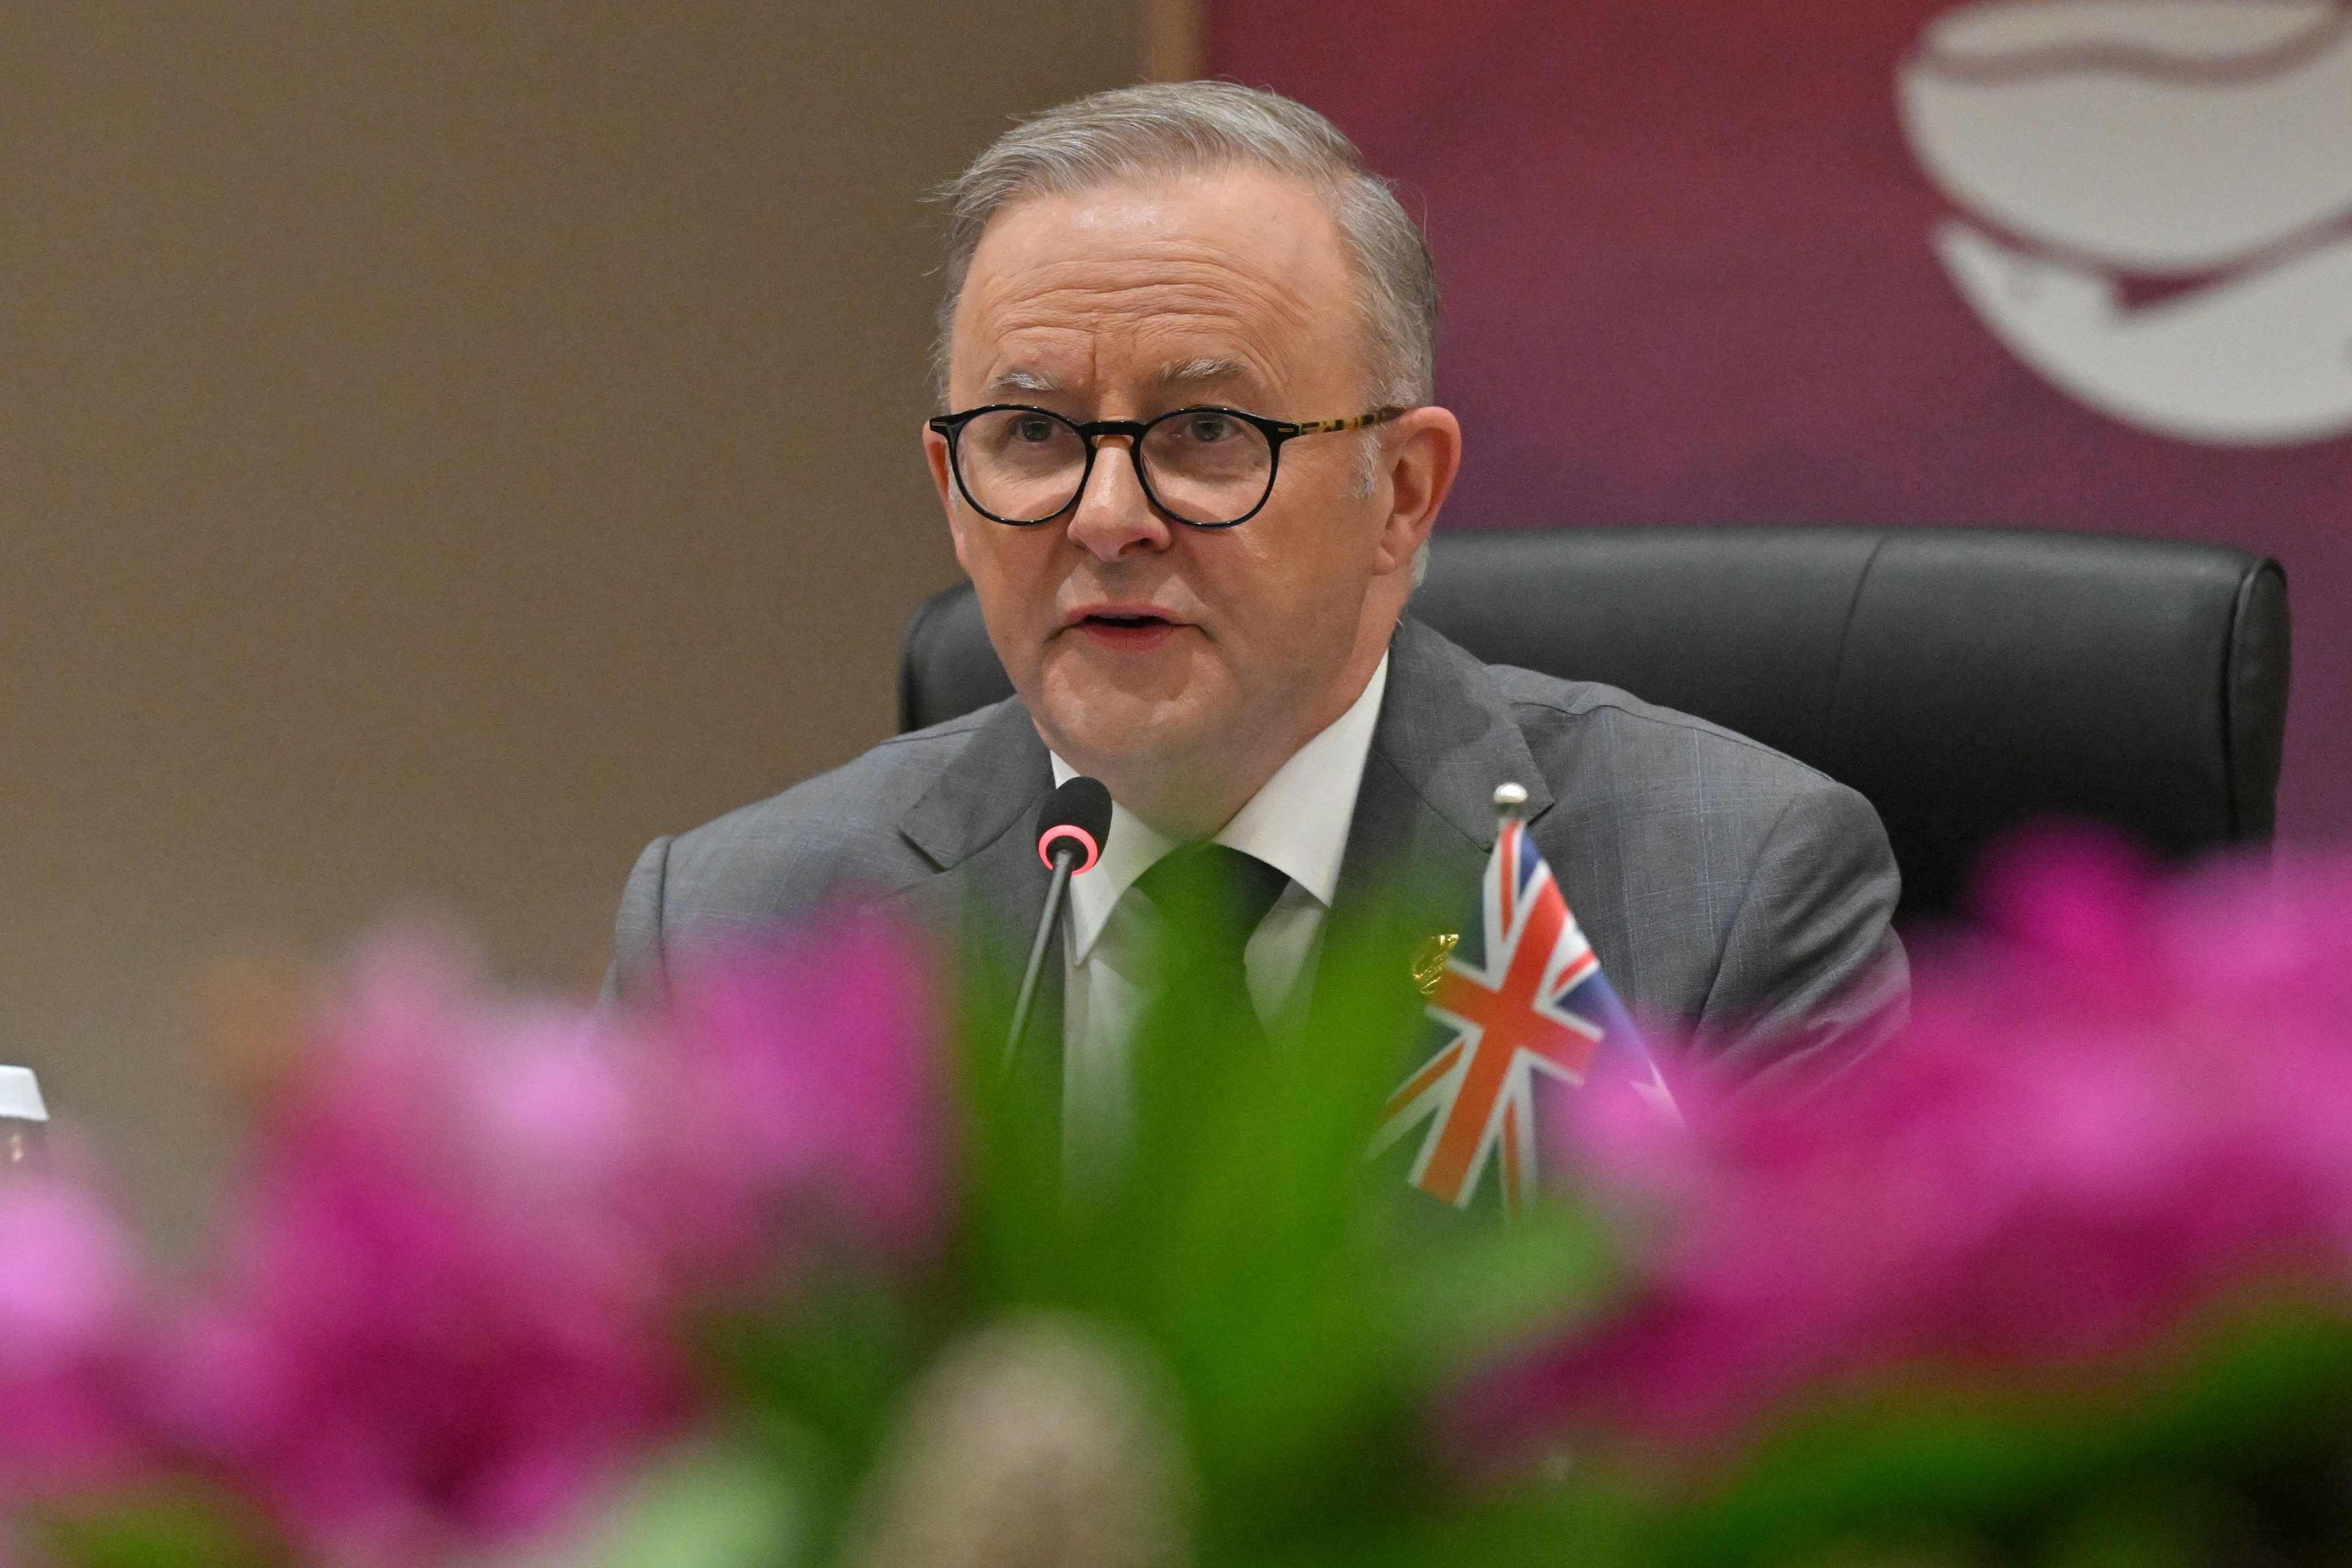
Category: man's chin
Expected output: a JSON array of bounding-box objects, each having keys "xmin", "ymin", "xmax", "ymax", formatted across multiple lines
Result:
[
  {"xmin": 1037, "ymin": 700, "xmax": 1203, "ymax": 764},
  {"xmin": 1036, "ymin": 637, "xmax": 1199, "ymax": 704},
  {"xmin": 1026, "ymin": 662, "xmax": 1223, "ymax": 773}
]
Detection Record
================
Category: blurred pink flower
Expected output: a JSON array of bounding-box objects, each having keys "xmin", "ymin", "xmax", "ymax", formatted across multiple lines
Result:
[
  {"xmin": 0, "ymin": 1172, "xmax": 148, "ymax": 1498},
  {"xmin": 1454, "ymin": 832, "xmax": 2352, "ymax": 1459},
  {"xmin": 149, "ymin": 939, "xmax": 693, "ymax": 1567},
  {"xmin": 651, "ymin": 909, "xmax": 949, "ymax": 1277},
  {"xmin": 147, "ymin": 913, "xmax": 947, "ymax": 1567}
]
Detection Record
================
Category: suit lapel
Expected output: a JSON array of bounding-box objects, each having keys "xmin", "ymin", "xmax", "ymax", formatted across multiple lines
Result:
[
  {"xmin": 1316, "ymin": 619, "xmax": 1553, "ymax": 1025},
  {"xmin": 889, "ymin": 697, "xmax": 1065, "ymax": 1089},
  {"xmin": 898, "ymin": 695, "xmax": 1055, "ymax": 875}
]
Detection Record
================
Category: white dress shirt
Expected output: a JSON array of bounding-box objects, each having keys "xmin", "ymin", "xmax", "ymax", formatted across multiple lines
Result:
[{"xmin": 1048, "ymin": 655, "xmax": 1389, "ymax": 1179}]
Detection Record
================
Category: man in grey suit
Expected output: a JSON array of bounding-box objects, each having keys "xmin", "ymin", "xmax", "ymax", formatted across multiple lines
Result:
[{"xmin": 611, "ymin": 83, "xmax": 1905, "ymax": 1146}]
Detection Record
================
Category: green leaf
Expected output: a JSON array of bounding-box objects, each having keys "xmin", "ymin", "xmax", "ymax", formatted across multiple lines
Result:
[
  {"xmin": 1638, "ymin": 1295, "xmax": 2352, "ymax": 1568},
  {"xmin": 26, "ymin": 1486, "xmax": 282, "ymax": 1568}
]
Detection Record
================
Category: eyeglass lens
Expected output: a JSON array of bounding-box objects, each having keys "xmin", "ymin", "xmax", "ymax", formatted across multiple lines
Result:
[{"xmin": 956, "ymin": 409, "xmax": 1273, "ymax": 526}]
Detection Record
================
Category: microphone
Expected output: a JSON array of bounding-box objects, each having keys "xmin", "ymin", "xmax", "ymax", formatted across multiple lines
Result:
[{"xmin": 1006, "ymin": 775, "xmax": 1113, "ymax": 1068}]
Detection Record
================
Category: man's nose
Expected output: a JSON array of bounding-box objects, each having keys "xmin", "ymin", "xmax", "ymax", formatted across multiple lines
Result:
[{"xmin": 1064, "ymin": 435, "xmax": 1173, "ymax": 562}]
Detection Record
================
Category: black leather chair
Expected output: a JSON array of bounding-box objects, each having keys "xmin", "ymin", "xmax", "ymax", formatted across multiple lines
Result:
[{"xmin": 898, "ymin": 526, "xmax": 2290, "ymax": 921}]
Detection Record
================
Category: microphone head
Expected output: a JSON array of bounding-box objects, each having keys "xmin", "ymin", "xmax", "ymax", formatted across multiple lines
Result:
[{"xmin": 1036, "ymin": 775, "xmax": 1113, "ymax": 875}]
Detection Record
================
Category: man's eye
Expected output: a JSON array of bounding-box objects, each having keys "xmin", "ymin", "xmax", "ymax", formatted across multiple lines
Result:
[
  {"xmin": 1184, "ymin": 414, "xmax": 1235, "ymax": 443},
  {"xmin": 1013, "ymin": 418, "xmax": 1058, "ymax": 443}
]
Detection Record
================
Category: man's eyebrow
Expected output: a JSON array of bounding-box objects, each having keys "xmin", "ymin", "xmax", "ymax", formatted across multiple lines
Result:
[
  {"xmin": 1156, "ymin": 357, "xmax": 1251, "ymax": 388},
  {"xmin": 988, "ymin": 368, "xmax": 1065, "ymax": 395}
]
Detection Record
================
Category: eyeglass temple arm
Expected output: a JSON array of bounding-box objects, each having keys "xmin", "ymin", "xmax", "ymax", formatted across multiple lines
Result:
[{"xmin": 1283, "ymin": 407, "xmax": 1407, "ymax": 437}]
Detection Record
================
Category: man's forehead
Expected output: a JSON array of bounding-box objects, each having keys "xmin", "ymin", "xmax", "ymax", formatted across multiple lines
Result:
[{"xmin": 952, "ymin": 168, "xmax": 1360, "ymax": 399}]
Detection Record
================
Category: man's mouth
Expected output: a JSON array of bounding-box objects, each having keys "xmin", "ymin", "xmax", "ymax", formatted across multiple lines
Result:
[{"xmin": 1069, "ymin": 610, "xmax": 1181, "ymax": 649}]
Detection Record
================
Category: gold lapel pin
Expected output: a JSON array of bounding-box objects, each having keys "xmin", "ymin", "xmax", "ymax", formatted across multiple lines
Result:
[{"xmin": 1409, "ymin": 932, "xmax": 1460, "ymax": 997}]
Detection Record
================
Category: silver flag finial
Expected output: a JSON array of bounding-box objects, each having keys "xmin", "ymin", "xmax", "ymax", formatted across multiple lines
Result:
[{"xmin": 1492, "ymin": 781, "xmax": 1529, "ymax": 820}]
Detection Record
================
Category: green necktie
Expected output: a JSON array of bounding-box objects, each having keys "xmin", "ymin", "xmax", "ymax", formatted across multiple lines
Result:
[{"xmin": 1132, "ymin": 843, "xmax": 1292, "ymax": 1049}]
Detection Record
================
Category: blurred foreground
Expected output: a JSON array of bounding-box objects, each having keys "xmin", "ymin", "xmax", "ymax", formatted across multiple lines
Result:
[{"xmin": 12, "ymin": 835, "xmax": 2352, "ymax": 1566}]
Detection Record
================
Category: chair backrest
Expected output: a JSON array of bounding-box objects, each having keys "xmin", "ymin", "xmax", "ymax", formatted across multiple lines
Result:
[{"xmin": 898, "ymin": 526, "xmax": 2290, "ymax": 920}]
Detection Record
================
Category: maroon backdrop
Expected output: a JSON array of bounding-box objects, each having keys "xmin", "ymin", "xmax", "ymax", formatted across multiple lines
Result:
[{"xmin": 1209, "ymin": 0, "xmax": 2351, "ymax": 840}]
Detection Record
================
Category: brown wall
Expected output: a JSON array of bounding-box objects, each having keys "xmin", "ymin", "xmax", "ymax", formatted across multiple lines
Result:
[{"xmin": 0, "ymin": 3, "xmax": 1141, "ymax": 1235}]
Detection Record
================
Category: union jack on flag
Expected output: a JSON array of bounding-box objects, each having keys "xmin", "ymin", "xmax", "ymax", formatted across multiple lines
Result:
[{"xmin": 1373, "ymin": 814, "xmax": 1677, "ymax": 1217}]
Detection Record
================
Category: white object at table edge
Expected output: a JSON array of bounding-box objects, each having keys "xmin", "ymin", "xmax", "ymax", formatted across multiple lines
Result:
[{"xmin": 0, "ymin": 1065, "xmax": 48, "ymax": 1122}]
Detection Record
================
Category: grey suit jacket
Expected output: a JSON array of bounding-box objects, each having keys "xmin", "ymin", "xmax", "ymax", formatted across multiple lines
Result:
[{"xmin": 612, "ymin": 617, "xmax": 1906, "ymax": 1081}]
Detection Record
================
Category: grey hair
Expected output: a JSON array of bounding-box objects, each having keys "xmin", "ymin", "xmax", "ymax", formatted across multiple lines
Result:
[{"xmin": 930, "ymin": 81, "xmax": 1436, "ymax": 414}]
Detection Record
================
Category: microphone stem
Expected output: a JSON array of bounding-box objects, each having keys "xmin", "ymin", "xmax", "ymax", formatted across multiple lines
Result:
[{"xmin": 1006, "ymin": 845, "xmax": 1079, "ymax": 1069}]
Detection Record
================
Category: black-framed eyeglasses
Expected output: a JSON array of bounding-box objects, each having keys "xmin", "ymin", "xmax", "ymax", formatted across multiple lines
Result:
[{"xmin": 926, "ymin": 404, "xmax": 1405, "ymax": 529}]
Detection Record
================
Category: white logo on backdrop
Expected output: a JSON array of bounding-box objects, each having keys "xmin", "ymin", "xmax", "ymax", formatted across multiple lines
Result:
[{"xmin": 1898, "ymin": 0, "xmax": 2352, "ymax": 446}]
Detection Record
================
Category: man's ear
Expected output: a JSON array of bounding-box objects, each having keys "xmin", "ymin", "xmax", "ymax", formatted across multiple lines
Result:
[
  {"xmin": 925, "ymin": 426, "xmax": 977, "ymax": 574},
  {"xmin": 1370, "ymin": 405, "xmax": 1462, "ymax": 577}
]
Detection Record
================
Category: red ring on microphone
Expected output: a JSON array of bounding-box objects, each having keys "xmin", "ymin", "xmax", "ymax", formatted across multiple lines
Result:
[{"xmin": 1037, "ymin": 824, "xmax": 1102, "ymax": 875}]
